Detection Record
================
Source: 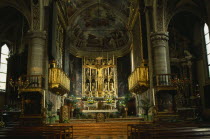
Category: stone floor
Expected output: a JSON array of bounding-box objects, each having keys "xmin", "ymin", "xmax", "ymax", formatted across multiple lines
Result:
[
  {"xmin": 73, "ymin": 135, "xmax": 127, "ymax": 139},
  {"xmin": 54, "ymin": 119, "xmax": 142, "ymax": 139}
]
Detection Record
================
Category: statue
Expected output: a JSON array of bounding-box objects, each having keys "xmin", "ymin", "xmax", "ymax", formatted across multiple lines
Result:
[
  {"xmin": 85, "ymin": 82, "xmax": 90, "ymax": 92},
  {"xmin": 103, "ymin": 81, "xmax": 108, "ymax": 91},
  {"xmin": 91, "ymin": 82, "xmax": 96, "ymax": 91}
]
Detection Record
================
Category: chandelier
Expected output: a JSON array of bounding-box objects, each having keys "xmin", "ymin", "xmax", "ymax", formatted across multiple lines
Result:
[{"xmin": 9, "ymin": 77, "xmax": 30, "ymax": 90}]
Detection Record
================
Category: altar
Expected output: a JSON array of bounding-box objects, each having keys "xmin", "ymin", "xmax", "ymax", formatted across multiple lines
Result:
[
  {"xmin": 82, "ymin": 109, "xmax": 118, "ymax": 113},
  {"xmin": 79, "ymin": 57, "xmax": 119, "ymax": 117},
  {"xmin": 83, "ymin": 99, "xmax": 117, "ymax": 110},
  {"xmin": 82, "ymin": 109, "xmax": 118, "ymax": 122}
]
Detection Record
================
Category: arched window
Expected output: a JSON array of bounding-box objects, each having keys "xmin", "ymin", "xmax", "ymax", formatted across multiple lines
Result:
[
  {"xmin": 204, "ymin": 23, "xmax": 210, "ymax": 77},
  {"xmin": 0, "ymin": 44, "xmax": 9, "ymax": 92}
]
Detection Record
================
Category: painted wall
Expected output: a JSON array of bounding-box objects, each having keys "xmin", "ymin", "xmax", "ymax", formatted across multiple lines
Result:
[
  {"xmin": 69, "ymin": 54, "xmax": 82, "ymax": 97},
  {"xmin": 132, "ymin": 17, "xmax": 141, "ymax": 69},
  {"xmin": 117, "ymin": 54, "xmax": 131, "ymax": 97}
]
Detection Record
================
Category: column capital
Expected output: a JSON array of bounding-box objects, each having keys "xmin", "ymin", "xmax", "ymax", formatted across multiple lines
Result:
[
  {"xmin": 150, "ymin": 32, "xmax": 169, "ymax": 48},
  {"xmin": 150, "ymin": 32, "xmax": 169, "ymax": 42},
  {"xmin": 27, "ymin": 30, "xmax": 47, "ymax": 39}
]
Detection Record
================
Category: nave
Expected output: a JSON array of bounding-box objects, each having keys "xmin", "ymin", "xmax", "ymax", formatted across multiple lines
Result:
[{"xmin": 1, "ymin": 119, "xmax": 210, "ymax": 139}]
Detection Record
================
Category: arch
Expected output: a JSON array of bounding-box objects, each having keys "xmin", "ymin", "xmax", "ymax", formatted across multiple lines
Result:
[
  {"xmin": 0, "ymin": 6, "xmax": 30, "ymax": 54},
  {"xmin": 203, "ymin": 23, "xmax": 210, "ymax": 77},
  {"xmin": 0, "ymin": 44, "xmax": 10, "ymax": 92},
  {"xmin": 0, "ymin": 1, "xmax": 31, "ymax": 26},
  {"xmin": 0, "ymin": 40, "xmax": 13, "ymax": 51},
  {"xmin": 166, "ymin": 1, "xmax": 206, "ymax": 30}
]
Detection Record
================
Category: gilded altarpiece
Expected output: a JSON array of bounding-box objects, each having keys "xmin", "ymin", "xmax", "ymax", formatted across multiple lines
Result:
[{"xmin": 82, "ymin": 57, "xmax": 117, "ymax": 98}]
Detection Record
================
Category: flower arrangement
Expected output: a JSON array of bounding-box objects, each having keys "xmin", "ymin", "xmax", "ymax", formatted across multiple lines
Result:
[
  {"xmin": 104, "ymin": 95, "xmax": 114, "ymax": 104},
  {"xmin": 81, "ymin": 96, "xmax": 88, "ymax": 101},
  {"xmin": 0, "ymin": 117, "xmax": 5, "ymax": 128},
  {"xmin": 87, "ymin": 97, "xmax": 95, "ymax": 104},
  {"xmin": 119, "ymin": 100, "xmax": 126, "ymax": 107}
]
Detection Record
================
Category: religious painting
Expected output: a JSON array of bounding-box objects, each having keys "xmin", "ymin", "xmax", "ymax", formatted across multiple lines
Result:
[
  {"xmin": 117, "ymin": 54, "xmax": 131, "ymax": 97},
  {"xmin": 66, "ymin": 0, "xmax": 130, "ymax": 18},
  {"xmin": 66, "ymin": 0, "xmax": 91, "ymax": 17},
  {"xmin": 68, "ymin": 4, "xmax": 130, "ymax": 51},
  {"xmin": 132, "ymin": 17, "xmax": 141, "ymax": 69},
  {"xmin": 101, "ymin": 0, "xmax": 130, "ymax": 17},
  {"xmin": 69, "ymin": 54, "xmax": 82, "ymax": 97}
]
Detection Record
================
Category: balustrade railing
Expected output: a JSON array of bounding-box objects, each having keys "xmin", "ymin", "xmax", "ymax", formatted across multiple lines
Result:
[
  {"xmin": 154, "ymin": 74, "xmax": 177, "ymax": 87},
  {"xmin": 49, "ymin": 67, "xmax": 70, "ymax": 92},
  {"xmin": 128, "ymin": 66, "xmax": 149, "ymax": 91}
]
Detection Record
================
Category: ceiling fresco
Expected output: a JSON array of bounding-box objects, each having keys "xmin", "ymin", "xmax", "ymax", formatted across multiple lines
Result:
[
  {"xmin": 68, "ymin": 3, "xmax": 130, "ymax": 52},
  {"xmin": 67, "ymin": 0, "xmax": 130, "ymax": 18}
]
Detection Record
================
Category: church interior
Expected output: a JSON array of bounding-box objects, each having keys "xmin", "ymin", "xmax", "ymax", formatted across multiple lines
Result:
[{"xmin": 1, "ymin": 0, "xmax": 210, "ymax": 138}]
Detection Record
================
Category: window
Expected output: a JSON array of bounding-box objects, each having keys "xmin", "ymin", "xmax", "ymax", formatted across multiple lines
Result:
[
  {"xmin": 204, "ymin": 23, "xmax": 210, "ymax": 77},
  {"xmin": 0, "ymin": 44, "xmax": 9, "ymax": 92}
]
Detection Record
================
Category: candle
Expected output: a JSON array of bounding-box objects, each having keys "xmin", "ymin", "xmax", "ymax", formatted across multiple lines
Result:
[
  {"xmin": 43, "ymin": 90, "xmax": 45, "ymax": 108},
  {"xmin": 113, "ymin": 55, "xmax": 114, "ymax": 65},
  {"xmin": 152, "ymin": 89, "xmax": 155, "ymax": 106},
  {"xmin": 107, "ymin": 52, "xmax": 108, "ymax": 64},
  {"xmin": 84, "ymin": 57, "xmax": 85, "ymax": 65}
]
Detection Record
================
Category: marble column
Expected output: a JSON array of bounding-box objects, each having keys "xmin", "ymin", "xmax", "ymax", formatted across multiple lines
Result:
[
  {"xmin": 27, "ymin": 31, "xmax": 46, "ymax": 75},
  {"xmin": 150, "ymin": 32, "xmax": 170, "ymax": 75}
]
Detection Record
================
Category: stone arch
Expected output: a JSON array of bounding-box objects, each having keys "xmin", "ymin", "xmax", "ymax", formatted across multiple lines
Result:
[
  {"xmin": 0, "ymin": 6, "xmax": 30, "ymax": 54},
  {"xmin": 0, "ymin": 1, "xmax": 31, "ymax": 27},
  {"xmin": 165, "ymin": 0, "xmax": 207, "ymax": 30}
]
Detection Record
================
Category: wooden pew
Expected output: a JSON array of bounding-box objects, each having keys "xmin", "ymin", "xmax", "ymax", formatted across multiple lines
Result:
[
  {"xmin": 0, "ymin": 125, "xmax": 73, "ymax": 139},
  {"xmin": 128, "ymin": 123, "xmax": 210, "ymax": 139}
]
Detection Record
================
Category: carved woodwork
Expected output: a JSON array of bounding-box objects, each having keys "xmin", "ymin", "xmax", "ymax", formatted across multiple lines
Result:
[
  {"xmin": 82, "ymin": 57, "xmax": 117, "ymax": 98},
  {"xmin": 128, "ymin": 64, "xmax": 149, "ymax": 93},
  {"xmin": 60, "ymin": 105, "xmax": 69, "ymax": 122},
  {"xmin": 96, "ymin": 112, "xmax": 105, "ymax": 122},
  {"xmin": 48, "ymin": 61, "xmax": 70, "ymax": 95}
]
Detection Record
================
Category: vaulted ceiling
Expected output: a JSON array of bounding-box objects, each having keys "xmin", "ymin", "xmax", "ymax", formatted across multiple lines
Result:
[
  {"xmin": 0, "ymin": 0, "xmax": 30, "ymax": 49},
  {"xmin": 66, "ymin": 0, "xmax": 134, "ymax": 56}
]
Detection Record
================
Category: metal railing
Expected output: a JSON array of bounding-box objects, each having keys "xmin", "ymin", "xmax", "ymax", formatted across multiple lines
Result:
[
  {"xmin": 10, "ymin": 75, "xmax": 45, "ymax": 90},
  {"xmin": 154, "ymin": 74, "xmax": 177, "ymax": 87}
]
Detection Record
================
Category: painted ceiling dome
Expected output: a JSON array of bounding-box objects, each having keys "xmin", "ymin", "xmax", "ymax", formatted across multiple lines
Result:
[{"xmin": 67, "ymin": 0, "xmax": 132, "ymax": 57}]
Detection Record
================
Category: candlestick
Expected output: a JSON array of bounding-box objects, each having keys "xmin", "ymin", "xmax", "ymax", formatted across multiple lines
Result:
[
  {"xmin": 43, "ymin": 90, "xmax": 45, "ymax": 108},
  {"xmin": 107, "ymin": 52, "xmax": 108, "ymax": 64},
  {"xmin": 113, "ymin": 55, "xmax": 114, "ymax": 65},
  {"xmin": 152, "ymin": 89, "xmax": 155, "ymax": 106}
]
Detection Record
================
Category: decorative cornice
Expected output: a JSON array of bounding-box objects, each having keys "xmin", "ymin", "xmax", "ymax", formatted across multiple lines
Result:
[
  {"xmin": 27, "ymin": 30, "xmax": 47, "ymax": 39},
  {"xmin": 150, "ymin": 32, "xmax": 169, "ymax": 41}
]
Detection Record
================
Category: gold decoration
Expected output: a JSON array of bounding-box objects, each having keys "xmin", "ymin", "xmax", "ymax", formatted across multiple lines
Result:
[
  {"xmin": 49, "ymin": 61, "xmax": 70, "ymax": 95},
  {"xmin": 96, "ymin": 112, "xmax": 105, "ymax": 122},
  {"xmin": 128, "ymin": 64, "xmax": 149, "ymax": 93},
  {"xmin": 82, "ymin": 56, "xmax": 117, "ymax": 98},
  {"xmin": 10, "ymin": 75, "xmax": 44, "ymax": 93}
]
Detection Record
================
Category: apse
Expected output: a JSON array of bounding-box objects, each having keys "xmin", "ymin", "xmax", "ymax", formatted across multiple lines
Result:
[{"xmin": 67, "ymin": 1, "xmax": 131, "ymax": 57}]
